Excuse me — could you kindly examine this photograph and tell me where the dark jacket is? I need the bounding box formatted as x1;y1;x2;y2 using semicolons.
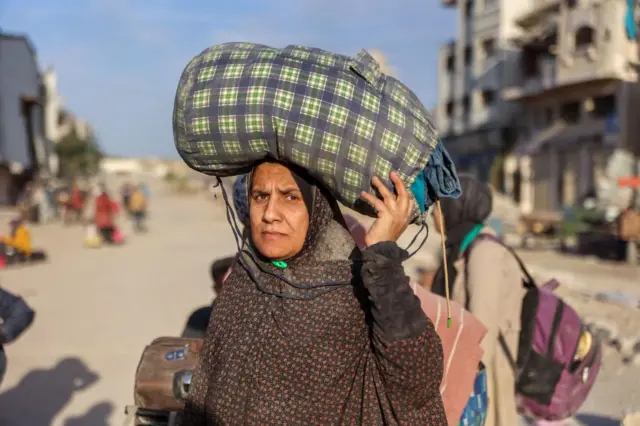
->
0;288;35;385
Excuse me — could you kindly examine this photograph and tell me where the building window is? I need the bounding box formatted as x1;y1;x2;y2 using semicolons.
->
446;54;455;72
604;28;611;42
534;107;554;129
560;101;580;123
521;47;539;78
483;38;495;60
566;0;577;8
462;95;470;116
481;90;495;106
466;0;473;19
544;107;554;126
575;26;595;49
446;101;455;117
591;94;616;118
464;46;473;66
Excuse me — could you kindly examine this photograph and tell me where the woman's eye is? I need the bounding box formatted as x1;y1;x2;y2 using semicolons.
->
254;194;268;201
286;195;299;201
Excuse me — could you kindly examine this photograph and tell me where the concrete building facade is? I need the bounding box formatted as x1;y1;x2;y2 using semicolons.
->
437;0;640;214
503;0;640;214
0;32;54;204
437;0;524;182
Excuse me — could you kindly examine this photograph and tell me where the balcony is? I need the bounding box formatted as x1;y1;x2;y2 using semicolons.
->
474;2;500;33
503;59;558;101
515;0;560;28
441;0;457;7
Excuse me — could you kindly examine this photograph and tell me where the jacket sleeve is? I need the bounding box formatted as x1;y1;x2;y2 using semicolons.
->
0;289;35;345
361;242;446;420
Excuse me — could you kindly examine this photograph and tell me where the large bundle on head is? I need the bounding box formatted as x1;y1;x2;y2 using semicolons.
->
173;42;439;224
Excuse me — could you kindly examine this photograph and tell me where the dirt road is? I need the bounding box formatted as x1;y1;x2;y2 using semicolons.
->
0;181;235;425
0;179;637;425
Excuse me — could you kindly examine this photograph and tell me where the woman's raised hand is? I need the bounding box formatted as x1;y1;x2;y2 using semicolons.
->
360;172;414;248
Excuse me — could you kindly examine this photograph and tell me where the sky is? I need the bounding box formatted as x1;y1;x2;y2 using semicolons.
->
0;0;456;158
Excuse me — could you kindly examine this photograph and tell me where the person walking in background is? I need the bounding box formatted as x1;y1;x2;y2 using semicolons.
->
44;181;57;221
94;185;117;243
0;286;35;387
65;182;84;225
128;184;148;233
31;182;51;224
15;183;34;223
139;181;150;200
431;175;524;426
120;182;133;216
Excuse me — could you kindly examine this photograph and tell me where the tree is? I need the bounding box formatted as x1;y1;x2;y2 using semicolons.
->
56;128;104;179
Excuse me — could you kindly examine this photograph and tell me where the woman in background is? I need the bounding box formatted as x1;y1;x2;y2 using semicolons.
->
94;185;116;243
431;175;523;426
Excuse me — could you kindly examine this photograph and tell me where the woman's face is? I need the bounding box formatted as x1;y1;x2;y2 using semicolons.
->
250;163;310;260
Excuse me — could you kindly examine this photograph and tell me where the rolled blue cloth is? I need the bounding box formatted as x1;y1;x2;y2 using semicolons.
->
411;140;461;212
626;0;637;40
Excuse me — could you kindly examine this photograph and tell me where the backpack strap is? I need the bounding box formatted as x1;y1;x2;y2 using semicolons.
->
463;233;530;375
498;333;518;372
467;233;537;289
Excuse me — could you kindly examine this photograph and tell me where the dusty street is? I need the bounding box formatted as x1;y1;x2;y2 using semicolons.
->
0;180;236;426
0;179;638;425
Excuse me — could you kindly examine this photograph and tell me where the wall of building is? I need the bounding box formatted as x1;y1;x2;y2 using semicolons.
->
555;0;636;85
437;0;525;186
43;68;61;144
0;36;41;168
438;0;509;137
496;0;640;213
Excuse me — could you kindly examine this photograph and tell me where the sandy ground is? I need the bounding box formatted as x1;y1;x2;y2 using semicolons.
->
0;178;638;425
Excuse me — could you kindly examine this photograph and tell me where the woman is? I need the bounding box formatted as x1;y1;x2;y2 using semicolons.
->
128;184;147;232
431;175;524;426
181;161;446;425
94;186;116;243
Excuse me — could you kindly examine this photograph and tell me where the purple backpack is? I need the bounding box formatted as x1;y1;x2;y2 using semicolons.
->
466;234;601;421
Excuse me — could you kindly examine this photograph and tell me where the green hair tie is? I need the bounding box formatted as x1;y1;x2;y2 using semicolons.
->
271;260;288;269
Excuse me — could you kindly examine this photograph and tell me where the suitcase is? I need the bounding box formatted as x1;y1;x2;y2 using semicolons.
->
133;337;203;412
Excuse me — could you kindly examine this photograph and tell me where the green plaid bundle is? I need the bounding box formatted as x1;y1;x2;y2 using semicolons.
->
173;42;438;222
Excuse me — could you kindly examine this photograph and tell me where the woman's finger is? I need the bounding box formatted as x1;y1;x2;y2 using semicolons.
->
360;191;388;216
390;172;409;211
405;197;415;218
371;176;396;208
390;172;408;199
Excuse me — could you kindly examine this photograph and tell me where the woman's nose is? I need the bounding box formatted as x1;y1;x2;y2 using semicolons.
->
262;198;282;222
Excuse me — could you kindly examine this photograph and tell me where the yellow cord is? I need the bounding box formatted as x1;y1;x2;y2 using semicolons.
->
436;199;452;328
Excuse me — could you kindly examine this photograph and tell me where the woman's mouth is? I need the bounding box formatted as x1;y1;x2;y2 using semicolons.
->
262;231;286;240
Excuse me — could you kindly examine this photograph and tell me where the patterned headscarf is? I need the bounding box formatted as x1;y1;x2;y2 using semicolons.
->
232;174;249;226
239;162;353;297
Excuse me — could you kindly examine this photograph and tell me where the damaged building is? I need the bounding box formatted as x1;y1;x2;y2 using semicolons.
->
0;31;55;205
